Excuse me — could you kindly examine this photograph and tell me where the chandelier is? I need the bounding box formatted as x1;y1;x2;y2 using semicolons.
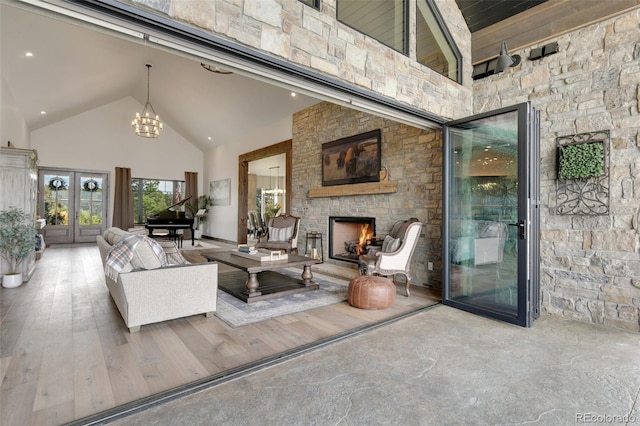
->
132;64;163;138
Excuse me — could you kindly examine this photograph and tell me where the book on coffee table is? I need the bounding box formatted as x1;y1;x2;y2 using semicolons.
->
231;249;288;262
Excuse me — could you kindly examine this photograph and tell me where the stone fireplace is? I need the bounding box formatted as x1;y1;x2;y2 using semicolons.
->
292;102;443;287
328;216;376;263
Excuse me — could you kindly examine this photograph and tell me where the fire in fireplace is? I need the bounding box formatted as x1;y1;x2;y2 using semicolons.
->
328;216;376;263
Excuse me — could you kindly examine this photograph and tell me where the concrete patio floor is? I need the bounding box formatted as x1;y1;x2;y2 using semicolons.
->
110;305;640;425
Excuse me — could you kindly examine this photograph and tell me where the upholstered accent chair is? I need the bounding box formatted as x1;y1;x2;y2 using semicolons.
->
248;211;258;238
358;218;422;296
255;213;301;254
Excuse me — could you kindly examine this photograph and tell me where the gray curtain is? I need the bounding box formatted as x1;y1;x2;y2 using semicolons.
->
184;171;198;239
113;167;134;230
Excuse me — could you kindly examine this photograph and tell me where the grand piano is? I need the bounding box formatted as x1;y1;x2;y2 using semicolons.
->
145;196;195;246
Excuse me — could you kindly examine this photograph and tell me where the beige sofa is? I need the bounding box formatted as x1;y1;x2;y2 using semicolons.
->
97;227;218;333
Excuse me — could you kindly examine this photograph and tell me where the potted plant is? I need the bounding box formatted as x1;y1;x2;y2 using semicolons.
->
0;207;36;288
186;195;212;239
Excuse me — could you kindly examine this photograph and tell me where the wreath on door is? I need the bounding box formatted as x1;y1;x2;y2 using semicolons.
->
48;177;67;191
83;179;100;192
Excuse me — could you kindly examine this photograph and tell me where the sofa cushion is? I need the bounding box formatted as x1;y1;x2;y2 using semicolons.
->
130;236;167;270
157;241;190;265
381;235;401;253
268;226;293;242
103;227;130;245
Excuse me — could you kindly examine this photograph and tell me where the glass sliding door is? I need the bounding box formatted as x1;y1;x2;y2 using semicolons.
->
443;103;539;327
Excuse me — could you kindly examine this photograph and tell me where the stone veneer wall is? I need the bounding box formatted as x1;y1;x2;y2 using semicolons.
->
130;0;473;119
474;9;640;332
291;102;442;287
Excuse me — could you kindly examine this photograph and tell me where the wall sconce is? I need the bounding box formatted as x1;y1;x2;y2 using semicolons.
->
495;41;521;73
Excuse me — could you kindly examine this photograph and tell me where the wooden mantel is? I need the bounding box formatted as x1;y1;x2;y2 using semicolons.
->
307;181;398;198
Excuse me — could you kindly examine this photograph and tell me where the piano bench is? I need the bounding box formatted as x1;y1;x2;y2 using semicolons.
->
150;232;183;248
168;233;183;248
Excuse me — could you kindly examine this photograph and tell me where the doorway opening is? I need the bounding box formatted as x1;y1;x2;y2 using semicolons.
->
238;140;292;244
38;168;109;244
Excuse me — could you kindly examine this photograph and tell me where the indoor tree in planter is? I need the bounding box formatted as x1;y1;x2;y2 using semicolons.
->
0;207;36;288
185;195;212;239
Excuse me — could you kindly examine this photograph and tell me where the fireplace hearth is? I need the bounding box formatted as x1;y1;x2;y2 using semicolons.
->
328;216;376;263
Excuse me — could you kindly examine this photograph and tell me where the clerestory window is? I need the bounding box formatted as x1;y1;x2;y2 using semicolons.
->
337;0;408;54
416;0;461;82
298;0;319;9
337;0;461;83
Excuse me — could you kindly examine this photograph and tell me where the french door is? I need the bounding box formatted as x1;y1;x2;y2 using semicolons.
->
442;102;540;327
38;169;109;244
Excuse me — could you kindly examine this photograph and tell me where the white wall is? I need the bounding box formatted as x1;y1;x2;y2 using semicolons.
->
202;115;293;242
31;97;204;225
1;77;30;149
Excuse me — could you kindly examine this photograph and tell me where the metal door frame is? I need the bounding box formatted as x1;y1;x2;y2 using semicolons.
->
442;102;540;327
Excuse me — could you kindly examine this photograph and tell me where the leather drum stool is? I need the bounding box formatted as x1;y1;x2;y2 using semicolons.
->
347;275;395;310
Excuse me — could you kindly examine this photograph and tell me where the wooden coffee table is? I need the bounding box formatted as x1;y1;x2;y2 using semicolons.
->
202;251;321;303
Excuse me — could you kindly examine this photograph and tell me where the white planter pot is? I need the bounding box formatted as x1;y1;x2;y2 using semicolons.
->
194;229;202;240
2;273;23;288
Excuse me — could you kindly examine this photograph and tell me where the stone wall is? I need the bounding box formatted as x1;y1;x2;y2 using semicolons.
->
131;0;473;119
473;9;640;332
291;102;442;287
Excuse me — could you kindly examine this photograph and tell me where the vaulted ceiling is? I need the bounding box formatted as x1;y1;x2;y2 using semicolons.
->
0;3;319;152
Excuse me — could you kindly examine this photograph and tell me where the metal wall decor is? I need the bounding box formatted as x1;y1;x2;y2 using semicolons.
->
556;130;610;215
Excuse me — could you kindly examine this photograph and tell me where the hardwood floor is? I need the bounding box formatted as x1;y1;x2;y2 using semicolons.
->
0;244;440;425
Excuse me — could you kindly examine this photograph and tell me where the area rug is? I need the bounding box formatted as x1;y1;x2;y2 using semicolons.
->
182;240;220;250
214;268;349;327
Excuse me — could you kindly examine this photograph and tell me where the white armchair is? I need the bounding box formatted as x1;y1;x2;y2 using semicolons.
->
358;220;423;296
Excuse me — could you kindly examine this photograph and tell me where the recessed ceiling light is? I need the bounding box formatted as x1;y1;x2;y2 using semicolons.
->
40;111;46;115
207;136;212;140
291;92;296;97
25;52;33;57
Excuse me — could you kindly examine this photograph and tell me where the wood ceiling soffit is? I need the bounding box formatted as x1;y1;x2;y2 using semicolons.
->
471;0;640;64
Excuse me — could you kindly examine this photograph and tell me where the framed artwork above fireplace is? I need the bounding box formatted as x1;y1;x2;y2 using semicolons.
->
321;129;381;186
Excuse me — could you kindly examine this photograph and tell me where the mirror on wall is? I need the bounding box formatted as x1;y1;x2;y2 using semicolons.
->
247;153;286;243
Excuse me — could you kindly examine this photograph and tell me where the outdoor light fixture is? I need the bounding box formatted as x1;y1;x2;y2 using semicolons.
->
132;64;163;138
495;41;521;73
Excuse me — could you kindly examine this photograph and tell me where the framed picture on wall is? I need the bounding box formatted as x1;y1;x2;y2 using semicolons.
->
210;178;231;206
321;129;381;186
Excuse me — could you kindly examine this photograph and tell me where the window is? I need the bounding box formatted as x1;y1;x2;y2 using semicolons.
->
337;0;407;54
416;0;461;82
132;178;185;224
299;0;319;9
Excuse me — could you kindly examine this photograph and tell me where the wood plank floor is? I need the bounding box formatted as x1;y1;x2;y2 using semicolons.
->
0;244;440;425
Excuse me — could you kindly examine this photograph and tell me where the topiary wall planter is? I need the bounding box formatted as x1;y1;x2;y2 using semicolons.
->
556;130;610;215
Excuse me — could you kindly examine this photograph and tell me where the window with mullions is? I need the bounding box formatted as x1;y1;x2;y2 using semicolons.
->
132;178;185;224
298;0;319;9
337;0;407;54
416;0;461;82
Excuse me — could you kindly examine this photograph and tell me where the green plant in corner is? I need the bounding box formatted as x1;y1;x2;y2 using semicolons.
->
0;207;36;275
185;195;212;228
558;142;605;179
